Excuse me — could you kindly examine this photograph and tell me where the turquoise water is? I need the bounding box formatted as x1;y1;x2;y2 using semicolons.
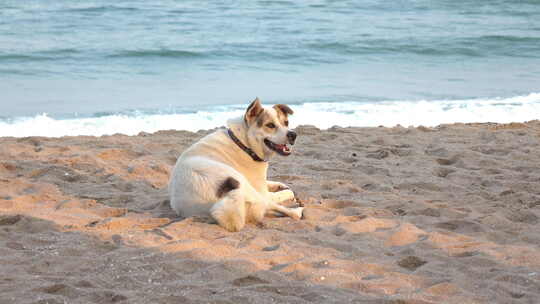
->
1;0;539;135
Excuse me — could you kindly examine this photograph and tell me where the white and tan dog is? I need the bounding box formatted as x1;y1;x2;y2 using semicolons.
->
169;98;303;231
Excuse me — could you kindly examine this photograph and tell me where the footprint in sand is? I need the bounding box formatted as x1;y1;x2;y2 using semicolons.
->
321;199;357;209
0;214;22;225
425;146;449;157
435;155;460;166
232;275;269;287
35;284;82;299
397;256;427;271
2;215;57;234
88;291;128;303
504;209;539;224
435;220;485;233
366;149;390;159
434;167;455;178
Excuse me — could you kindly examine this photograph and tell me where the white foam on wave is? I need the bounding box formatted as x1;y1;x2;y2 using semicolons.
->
1;93;539;137
295;92;540;129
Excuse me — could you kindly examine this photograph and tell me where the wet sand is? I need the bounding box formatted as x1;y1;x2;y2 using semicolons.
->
1;121;540;303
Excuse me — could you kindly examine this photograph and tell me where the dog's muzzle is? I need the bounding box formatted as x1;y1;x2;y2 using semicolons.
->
287;131;297;145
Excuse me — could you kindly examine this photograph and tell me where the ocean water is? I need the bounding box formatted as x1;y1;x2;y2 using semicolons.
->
1;0;539;137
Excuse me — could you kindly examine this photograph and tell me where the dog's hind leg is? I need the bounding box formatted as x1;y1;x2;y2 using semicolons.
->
210;177;247;232
267;201;304;220
244;188;302;220
210;189;246;232
267;180;290;192
267;189;302;219
269;189;295;203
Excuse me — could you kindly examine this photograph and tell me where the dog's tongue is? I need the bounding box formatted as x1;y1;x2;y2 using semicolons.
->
276;144;290;153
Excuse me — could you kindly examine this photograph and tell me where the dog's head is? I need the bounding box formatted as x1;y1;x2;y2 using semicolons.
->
243;98;296;158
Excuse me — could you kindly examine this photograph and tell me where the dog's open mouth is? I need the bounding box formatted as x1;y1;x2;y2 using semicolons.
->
264;138;291;156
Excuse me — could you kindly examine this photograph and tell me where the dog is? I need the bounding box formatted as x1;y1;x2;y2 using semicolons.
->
169;98;303;231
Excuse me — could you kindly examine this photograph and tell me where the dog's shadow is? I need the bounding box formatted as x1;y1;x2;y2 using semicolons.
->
147;199;217;227
147;194;304;229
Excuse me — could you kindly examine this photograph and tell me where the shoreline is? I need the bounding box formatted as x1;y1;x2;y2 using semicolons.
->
1;121;540;303
1;119;539;140
2;92;540;138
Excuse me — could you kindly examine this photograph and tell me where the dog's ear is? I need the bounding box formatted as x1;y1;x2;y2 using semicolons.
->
273;104;294;116
245;97;264;125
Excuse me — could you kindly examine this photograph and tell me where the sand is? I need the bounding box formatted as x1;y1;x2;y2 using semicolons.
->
1;121;540;304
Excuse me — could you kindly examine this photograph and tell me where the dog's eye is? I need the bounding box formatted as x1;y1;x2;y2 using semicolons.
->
266;123;276;129
284;120;289;127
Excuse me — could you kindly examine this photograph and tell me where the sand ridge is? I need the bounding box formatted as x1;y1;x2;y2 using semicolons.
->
1;122;540;303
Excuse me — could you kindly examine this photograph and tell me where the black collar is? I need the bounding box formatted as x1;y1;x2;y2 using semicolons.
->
227;129;266;162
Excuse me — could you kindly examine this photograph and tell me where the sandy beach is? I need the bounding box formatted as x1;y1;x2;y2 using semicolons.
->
1;121;540;304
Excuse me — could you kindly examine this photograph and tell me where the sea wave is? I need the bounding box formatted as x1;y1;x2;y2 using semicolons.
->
0;49;82;63
0;54;58;62
62;6;140;13
107;49;208;59
307;36;540;58
1;93;539;138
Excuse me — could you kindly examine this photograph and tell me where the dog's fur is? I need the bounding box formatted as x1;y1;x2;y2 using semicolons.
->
169;98;303;231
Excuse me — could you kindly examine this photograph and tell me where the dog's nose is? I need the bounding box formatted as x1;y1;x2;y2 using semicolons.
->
287;131;297;145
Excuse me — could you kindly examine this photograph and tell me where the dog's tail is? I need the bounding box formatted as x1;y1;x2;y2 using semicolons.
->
211;177;245;232
216;177;240;198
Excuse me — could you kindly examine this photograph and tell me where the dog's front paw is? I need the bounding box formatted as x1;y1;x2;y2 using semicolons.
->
267;181;290;193
270;189;295;203
289;207;304;220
